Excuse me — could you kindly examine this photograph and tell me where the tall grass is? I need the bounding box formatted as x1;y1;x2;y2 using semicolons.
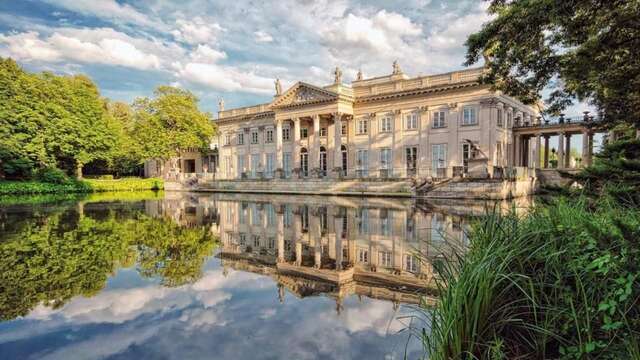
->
424;197;640;359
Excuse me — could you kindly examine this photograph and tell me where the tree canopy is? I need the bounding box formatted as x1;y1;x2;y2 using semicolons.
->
465;0;640;129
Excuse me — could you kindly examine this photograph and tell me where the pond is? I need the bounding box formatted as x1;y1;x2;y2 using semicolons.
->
0;192;529;359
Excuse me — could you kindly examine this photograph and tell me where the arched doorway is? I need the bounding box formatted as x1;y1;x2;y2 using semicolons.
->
319;146;327;177
300;148;308;177
341;145;348;176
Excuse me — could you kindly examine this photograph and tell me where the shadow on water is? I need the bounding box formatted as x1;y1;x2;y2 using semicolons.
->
0;191;532;359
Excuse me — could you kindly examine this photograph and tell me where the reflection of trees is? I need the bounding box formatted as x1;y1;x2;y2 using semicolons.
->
0;205;217;321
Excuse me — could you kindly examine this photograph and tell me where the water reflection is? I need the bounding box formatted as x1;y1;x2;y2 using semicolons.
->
0;193;529;359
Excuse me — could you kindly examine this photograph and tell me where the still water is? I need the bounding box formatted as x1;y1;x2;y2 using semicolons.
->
0;192;521;359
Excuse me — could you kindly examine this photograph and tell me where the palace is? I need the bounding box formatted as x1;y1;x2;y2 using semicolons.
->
146;62;598;196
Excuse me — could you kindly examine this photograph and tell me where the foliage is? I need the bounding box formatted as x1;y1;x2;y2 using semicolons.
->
0;178;163;195
465;0;640;128
572;139;640;205
133;86;215;161
35;167;69;184
0;201;218;321
424;197;640;359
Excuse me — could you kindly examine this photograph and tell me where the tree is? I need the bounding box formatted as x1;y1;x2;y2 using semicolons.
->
104;101;143;176
465;0;640;130
133;86;214;163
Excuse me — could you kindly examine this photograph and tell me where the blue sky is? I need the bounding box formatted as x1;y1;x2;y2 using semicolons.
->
0;0;589;116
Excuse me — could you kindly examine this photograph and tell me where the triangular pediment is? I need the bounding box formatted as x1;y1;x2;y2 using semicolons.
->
270;82;339;108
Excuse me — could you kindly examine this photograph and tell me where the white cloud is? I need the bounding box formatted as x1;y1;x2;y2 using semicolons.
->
254;30;274;43
190;44;227;63
171;17;225;45
41;0;161;30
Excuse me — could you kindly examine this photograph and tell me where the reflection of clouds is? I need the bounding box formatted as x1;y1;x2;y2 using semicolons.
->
342;300;401;336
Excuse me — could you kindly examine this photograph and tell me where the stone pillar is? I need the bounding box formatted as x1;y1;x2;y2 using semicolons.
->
276;208;284;263
514;135;521;166
276;119;283;176
587;132;594;166
333;113;342;178
543;135;550;168
310;208;322;268
334;210;343;271
582;131;593;167
557;132;565;169
565;133;572;168
293;209;302;266
293;118;301;172
534;134;541;169
312;114;320;175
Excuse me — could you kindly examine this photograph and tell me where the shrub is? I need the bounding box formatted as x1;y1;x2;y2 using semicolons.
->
35;167;69;184
424;197;640;359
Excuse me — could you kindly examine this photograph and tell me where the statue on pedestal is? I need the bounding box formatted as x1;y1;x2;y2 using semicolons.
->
333;66;342;84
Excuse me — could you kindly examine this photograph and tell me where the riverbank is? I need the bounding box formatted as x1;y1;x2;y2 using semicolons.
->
0;178;163;195
423;195;640;359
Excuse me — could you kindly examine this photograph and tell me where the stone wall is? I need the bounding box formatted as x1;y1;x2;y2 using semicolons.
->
419;178;538;200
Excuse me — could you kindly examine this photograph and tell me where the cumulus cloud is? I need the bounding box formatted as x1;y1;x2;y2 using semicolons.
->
171;17;225;45
254;31;274;43
41;0;162;30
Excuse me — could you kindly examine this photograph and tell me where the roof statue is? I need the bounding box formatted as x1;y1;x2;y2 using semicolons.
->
392;60;402;75
333;66;342;84
274;78;282;96
356;69;363;81
218;98;225;112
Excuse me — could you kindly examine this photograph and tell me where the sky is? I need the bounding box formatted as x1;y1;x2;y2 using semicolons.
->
0;0;502;114
0;0;593;119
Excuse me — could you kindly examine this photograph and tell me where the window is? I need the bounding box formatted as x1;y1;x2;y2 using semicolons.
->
266;129;274;143
237;133;244;145
356;149;368;177
405;254;418;272
283;127;290;141
507;111;513;128
253;235;260;248
320;127;327;137
406;147;417;176
358;249;369;263
267;204;276;226
239;233;246;245
250;154;260;177
300;128;308;138
283;205;292;228
358;208;369;235
433;111;446;128
237;155;245;177
380;148;392;170
380;210;391;236
341;123;347;135
496;142;503;165
224;134;231;146
432;144;447;172
251;131;259;144
268;237;275;249
462;107;477;125
380;252;392;267
380;116;392;132
225;155;232;176
251;204;261;226
357;119;368;135
283;152;292;178
405;112;418;130
266;153;275;178
497;108;503;128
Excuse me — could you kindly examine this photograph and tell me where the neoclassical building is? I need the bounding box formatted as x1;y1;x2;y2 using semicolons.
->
147;63;542;181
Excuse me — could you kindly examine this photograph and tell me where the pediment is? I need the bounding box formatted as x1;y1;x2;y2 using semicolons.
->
270;82;339;108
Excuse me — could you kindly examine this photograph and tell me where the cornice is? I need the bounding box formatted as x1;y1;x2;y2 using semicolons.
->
354;81;484;104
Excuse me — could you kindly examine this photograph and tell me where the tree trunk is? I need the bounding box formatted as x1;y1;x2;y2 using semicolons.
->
636;128;640;140
76;163;83;179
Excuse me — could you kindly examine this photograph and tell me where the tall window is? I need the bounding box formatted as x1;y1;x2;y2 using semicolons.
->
357;119;368;135
266;153;275;178
266;129;274;143
225;155;232;176
283;152;292;178
380;148;392;170
433;111;446;128
251;154;260;177
497;108;503;127
380;116;392;132
507;111;513;128
356;149;368;177
237;133;244;145
320;127;327;137
462;107;478;125
237;155;244;177
380;252;392;267
251;131;259;144
283;127;290;141
358;249;369;263
358;208;369;235
319;147;327;177
405;254;418;273
405;112;418;130
496;142;503;165
380;209;391;236
301;128;308;138
431;144;447;173
224;134;231;145
406;147;417;175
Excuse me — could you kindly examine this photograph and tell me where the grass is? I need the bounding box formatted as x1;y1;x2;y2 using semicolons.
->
0;178;163;195
423;196;640;359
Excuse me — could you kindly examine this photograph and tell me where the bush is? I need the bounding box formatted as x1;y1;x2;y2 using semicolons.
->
424;197;640;359
0;178;163;195
35;167;69;184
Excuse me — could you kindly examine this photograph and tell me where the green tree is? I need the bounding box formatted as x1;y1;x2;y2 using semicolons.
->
465;0;640;130
104;101;143;176
133;86;215;163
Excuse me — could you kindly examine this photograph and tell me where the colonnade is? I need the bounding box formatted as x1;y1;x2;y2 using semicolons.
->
514;130;594;169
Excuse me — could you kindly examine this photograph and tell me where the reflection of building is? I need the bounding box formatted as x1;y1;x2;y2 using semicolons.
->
149;193;474;309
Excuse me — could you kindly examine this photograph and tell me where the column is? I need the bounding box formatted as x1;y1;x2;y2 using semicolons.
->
582;131;593;167
514;135;521;166
533;134;541;169
276;119;283;174
293;118;301;173
557;132;565;168
543;135;550;168
312;114;320;174
293;208;302;266
565;134;572;168
334;209;343;271
276;207;284;263
333;113;342;178
587;132;594;166
310;208;322;269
